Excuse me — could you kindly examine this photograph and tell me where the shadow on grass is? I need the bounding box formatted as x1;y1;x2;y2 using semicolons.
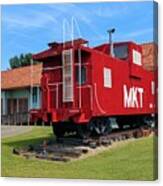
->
3;134;56;149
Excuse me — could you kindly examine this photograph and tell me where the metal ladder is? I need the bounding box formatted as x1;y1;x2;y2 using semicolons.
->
62;49;74;103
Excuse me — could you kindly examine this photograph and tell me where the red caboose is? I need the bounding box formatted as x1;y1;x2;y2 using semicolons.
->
31;38;157;138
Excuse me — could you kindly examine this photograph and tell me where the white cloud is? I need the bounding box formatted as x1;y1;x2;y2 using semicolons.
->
44;4;104;40
2;9;58;29
125;28;153;38
46;3;92;24
2;3;152;46
95;4;129;18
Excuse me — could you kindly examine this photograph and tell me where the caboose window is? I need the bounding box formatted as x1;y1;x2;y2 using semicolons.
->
114;45;128;59
76;66;86;85
133;50;142;66
104;68;112;88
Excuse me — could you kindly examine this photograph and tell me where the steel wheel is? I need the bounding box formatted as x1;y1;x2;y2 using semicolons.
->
90;117;112;136
143;116;155;128
52;123;65;138
77;124;91;139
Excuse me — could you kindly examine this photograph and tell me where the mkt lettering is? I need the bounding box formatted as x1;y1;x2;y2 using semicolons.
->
123;85;144;108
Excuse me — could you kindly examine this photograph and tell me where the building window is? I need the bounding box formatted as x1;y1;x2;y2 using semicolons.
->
7;99;17;114
104;67;112;88
32;87;38;104
133;50;142;66
76;66;86;85
19;98;28;113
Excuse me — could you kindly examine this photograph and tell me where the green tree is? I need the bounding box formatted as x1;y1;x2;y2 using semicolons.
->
9;56;20;69
9;53;39;69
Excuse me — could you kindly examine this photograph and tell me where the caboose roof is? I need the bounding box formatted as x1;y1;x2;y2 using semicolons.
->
32;38;157;72
48;38;88;48
93;41;136;50
33;39;132;61
33;38;90;61
33;38;88;61
33;45;91;61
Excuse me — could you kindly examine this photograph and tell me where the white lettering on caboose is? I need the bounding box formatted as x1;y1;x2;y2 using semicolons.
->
123;85;144;108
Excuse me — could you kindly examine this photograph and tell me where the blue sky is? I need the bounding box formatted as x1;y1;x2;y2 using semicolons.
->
1;1;156;70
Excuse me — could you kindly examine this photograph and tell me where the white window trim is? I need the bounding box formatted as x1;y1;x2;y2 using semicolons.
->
133;49;142;66
104;67;112;88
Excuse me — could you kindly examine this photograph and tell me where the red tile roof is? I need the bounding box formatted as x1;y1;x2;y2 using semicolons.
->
1;64;42;90
141;42;158;71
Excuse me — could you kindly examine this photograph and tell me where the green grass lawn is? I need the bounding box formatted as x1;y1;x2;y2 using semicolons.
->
1;127;157;180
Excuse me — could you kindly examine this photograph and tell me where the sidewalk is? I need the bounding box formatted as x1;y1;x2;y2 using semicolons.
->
1;126;33;138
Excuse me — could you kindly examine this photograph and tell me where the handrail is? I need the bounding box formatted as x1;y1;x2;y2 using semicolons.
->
76;84;93;111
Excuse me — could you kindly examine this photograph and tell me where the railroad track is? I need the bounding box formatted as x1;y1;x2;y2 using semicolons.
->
13;127;156;162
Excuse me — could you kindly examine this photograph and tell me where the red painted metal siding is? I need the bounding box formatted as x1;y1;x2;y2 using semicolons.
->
91;43;156;117
30;40;157;124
